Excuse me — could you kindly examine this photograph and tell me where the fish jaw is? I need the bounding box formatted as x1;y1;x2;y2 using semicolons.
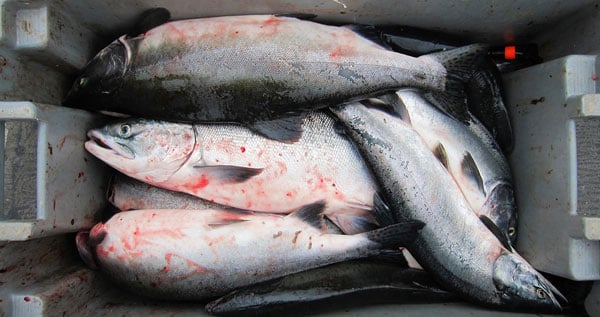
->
84;135;145;179
75;231;99;270
86;129;135;160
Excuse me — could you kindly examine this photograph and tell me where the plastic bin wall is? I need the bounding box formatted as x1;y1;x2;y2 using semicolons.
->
0;0;599;316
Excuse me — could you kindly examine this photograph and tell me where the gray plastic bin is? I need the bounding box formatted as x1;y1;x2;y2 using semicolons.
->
0;1;599;316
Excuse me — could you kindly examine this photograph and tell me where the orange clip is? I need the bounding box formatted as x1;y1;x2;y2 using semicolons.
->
504;46;517;60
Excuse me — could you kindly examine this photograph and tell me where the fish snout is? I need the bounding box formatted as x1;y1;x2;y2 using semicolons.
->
76;230;99;270
89;223;108;247
493;252;565;311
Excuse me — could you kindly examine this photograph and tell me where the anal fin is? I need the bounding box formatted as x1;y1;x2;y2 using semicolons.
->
290;201;327;230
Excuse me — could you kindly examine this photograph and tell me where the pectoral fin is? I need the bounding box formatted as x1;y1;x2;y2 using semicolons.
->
192;165;264;184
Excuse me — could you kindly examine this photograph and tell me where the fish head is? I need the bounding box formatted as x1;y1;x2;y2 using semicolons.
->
85;119;196;183
63;36;135;109
482;183;519;245
493;251;565;311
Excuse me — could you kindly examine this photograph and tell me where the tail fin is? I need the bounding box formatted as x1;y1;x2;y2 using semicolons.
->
420;44;489;124
364;220;425;249
423;45;513;153
465;55;513;153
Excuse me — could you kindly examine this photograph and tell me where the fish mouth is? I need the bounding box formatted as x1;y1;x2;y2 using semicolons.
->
538;273;567;309
75;231;99;270
86;130;135;159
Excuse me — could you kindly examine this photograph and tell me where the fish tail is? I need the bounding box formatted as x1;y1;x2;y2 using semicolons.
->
424;44;514;153
364;220;425;249
420;44;490;123
465;55;513;153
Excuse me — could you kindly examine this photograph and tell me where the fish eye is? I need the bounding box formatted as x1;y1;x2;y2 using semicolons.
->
508;227;516;236
536;288;547;299
119;124;132;138
79;77;88;87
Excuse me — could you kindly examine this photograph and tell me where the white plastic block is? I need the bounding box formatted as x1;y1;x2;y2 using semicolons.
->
504;55;600;280
0;102;109;241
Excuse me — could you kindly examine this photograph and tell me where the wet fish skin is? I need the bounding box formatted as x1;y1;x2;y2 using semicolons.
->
64;15;487;141
75;206;424;301
388;89;517;244
206;260;455;315
107;173;217;211
329;102;563;311
85;112;379;234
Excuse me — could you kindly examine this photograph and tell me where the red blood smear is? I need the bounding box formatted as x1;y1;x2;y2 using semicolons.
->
330;47;344;58
186;174;210;190
24;297;31;302
96;248;109;257
58;137;66;150
167;23;187;40
261;16;282;29
592;74;598;81
329;44;356;60
240;146;246;153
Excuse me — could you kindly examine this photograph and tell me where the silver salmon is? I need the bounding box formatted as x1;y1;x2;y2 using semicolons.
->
85;112;379;234
75;205;424;300
329;102;564;311
107;173;217;211
206;260;454;315
378;89;517;244
64;15;488;142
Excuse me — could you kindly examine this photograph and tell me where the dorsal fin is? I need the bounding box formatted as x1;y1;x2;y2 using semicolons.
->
480;215;512;251
433;143;449;169
461;151;485;196
291;202;326;230
378;92;412;124
344;24;391;49
133;8;171;35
